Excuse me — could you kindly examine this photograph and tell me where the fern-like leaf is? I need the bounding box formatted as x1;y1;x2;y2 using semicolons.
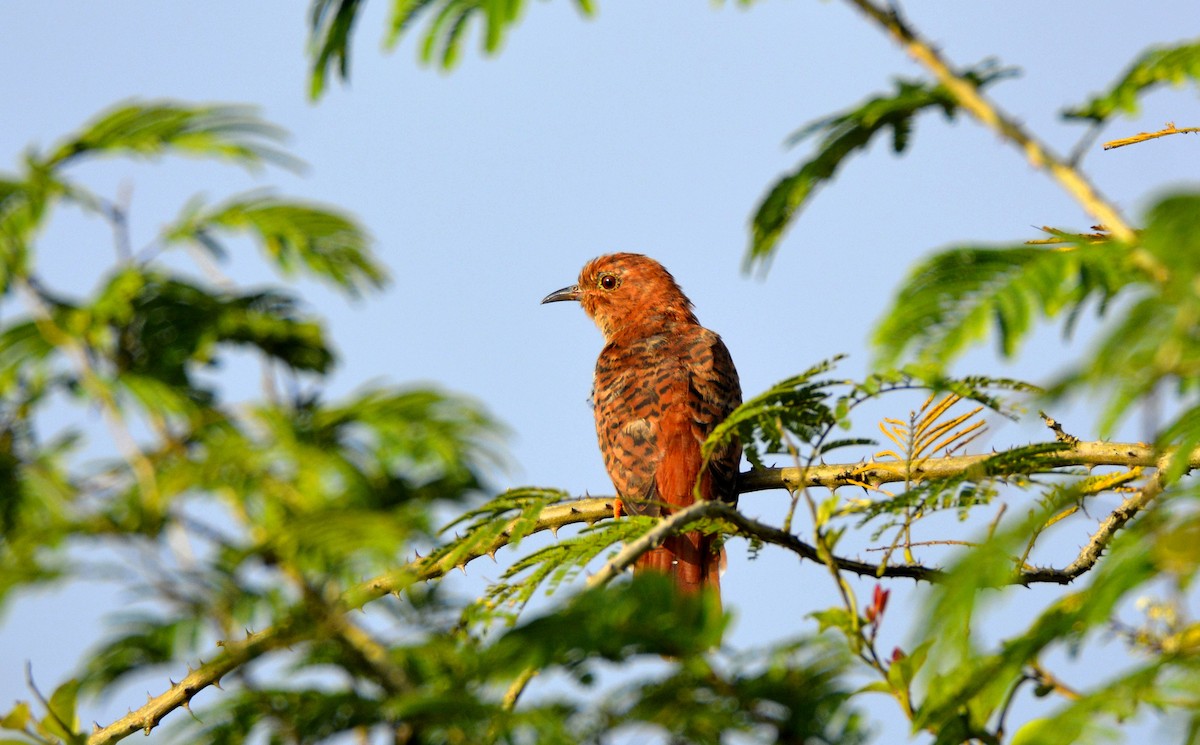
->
873;240;1135;372
309;0;596;97
42;101;296;171
747;61;1016;270
1063;39;1200;122
165;192;386;295
703;356;847;470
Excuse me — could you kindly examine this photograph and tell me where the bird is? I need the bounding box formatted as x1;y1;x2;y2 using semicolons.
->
542;253;742;600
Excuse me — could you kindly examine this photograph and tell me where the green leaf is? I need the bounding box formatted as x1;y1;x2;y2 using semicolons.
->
0;702;31;730
1064;39;1200;121
810;607;858;636
167;192;386;295
747;61;1016;270
1158;404;1200;483
308;0;364;99
485;573;728;671
37;679;80;743
77;616;204;696
41;101;298;171
309;0;597;97
1049;193;1200;434
704;356;846;469
873;240;1135;372
85;269;335;393
1141;192;1200;294
605;638;865;745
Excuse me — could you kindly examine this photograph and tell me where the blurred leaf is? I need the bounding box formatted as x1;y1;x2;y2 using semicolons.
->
873;239;1134;372
748;60;1016;270
308;0;597;97
308;0;364;99
41;101;297;170
37;679;81;744
0;702;31;730
1048;193;1200;434
1159;404;1200;484
84;268;335;396
486;573;727;672
1064;38;1200;121
167;192;386;295
608;640;865;745
1141;193;1200;294
78;616;205;696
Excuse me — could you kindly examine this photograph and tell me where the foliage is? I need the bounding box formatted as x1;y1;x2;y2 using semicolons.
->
307;0;597;98
1063;38;1200;122
5;5;1200;745
747;60;1017;270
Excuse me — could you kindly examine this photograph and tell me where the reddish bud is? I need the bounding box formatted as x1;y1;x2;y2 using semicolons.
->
866;584;891;624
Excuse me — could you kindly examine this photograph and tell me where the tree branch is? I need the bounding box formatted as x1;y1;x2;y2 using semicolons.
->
89;439;1191;743
839;0;1161;273
737;439;1188;493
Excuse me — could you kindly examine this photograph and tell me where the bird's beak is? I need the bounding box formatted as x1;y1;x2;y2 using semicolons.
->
541;284;581;304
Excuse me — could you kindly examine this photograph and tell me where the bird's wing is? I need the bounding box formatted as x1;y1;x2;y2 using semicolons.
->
681;328;743;504
593;329;742;516
593;341;666;516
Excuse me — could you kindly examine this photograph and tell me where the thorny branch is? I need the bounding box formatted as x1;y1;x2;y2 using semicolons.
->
88;439;1195;744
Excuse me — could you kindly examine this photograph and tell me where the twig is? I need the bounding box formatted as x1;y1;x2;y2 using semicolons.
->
1018;459;1167;584
25;663;76;741
1103;123;1200;150
1040;411;1079;444
586;500;731;587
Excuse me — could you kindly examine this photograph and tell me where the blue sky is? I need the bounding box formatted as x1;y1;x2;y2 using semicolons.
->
1;1;1197;740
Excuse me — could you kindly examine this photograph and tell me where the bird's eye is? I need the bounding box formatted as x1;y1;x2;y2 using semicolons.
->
599;273;619;291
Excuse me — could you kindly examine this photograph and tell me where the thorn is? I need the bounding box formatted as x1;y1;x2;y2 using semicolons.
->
457;564;467;574
245;627;253;638
187;663;195;673
569;507;580;514
144;720;154;735
549;525;559;538
147;692;154;703
93;722;102;733
168;678;177;688
413;550;422;559
212;678;223;691
487;549;498;561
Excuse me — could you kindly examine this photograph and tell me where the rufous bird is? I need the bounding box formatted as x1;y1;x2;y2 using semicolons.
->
542;253;742;600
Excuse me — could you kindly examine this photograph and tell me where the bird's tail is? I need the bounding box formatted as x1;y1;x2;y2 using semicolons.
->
635;532;724;605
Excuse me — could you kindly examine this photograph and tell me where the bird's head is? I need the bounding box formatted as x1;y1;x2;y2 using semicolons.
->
542;253;698;341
